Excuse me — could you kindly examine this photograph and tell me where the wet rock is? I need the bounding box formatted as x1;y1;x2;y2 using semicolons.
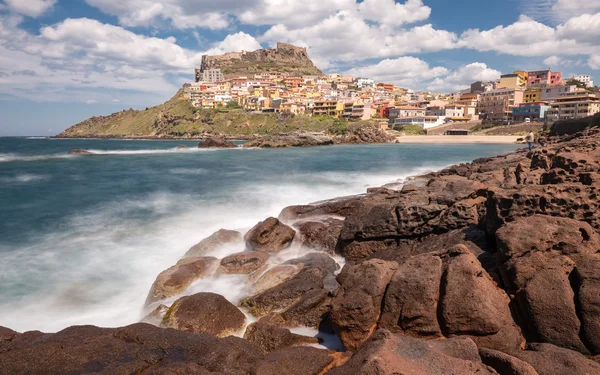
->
479;348;539;375
140;304;168;326
241;267;326;318
283;252;338;275
243;322;319;354
278;195;364;221
162;292;246;337
145;257;219;306
245;217;295;253
327;330;497;375
176;145;189;150
184;229;242;258
198;137;237;148
293;218;344;253
252;347;337;375
0;323;263;375
219;251;269;275
280;289;333;328
510;343;600;375
252;265;299;294
67;149;93;155
330;259;398;350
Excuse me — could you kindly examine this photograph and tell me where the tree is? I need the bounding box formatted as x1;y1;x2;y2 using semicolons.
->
565;78;588;90
226;101;241;109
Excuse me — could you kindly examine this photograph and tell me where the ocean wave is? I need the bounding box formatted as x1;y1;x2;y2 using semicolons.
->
169;168;209;175
0;174;49;183
85;147;243;155
25;137;49;140
0;153;73;163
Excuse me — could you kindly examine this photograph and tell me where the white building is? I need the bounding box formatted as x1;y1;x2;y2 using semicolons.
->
201;69;224;83
572;75;594;88
356;78;375;88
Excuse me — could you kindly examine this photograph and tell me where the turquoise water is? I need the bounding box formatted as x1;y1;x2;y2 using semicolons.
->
0;137;520;332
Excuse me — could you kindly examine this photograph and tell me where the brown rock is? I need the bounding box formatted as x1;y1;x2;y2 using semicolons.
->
145;257;219;306
278;195;364;221
280;289;333;328
245;217;296;253
510;343;600;375
379;253;443;337
176;145;189;150
198;137;237;148
162;293;246;337
0;323;263;375
327;330;497;375
252;347;336;375
330;259;398;350
251;265;299;294
243;322;319;354
184;229;243;258
219;251;269;275
67;149;93;155
440;247;524;352
479;348;539;375
293;218;344;253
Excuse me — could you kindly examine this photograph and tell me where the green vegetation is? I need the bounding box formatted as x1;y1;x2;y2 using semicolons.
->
59;90;375;138
397;124;427;135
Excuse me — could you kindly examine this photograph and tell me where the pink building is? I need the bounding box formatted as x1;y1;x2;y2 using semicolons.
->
528;69;563;86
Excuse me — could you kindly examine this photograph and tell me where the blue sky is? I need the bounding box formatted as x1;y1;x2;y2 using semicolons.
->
1;0;600;136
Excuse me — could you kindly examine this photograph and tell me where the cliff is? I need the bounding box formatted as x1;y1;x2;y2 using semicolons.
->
6;123;600;374
57;90;368;139
199;42;323;77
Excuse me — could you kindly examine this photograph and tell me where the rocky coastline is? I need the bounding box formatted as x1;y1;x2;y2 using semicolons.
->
3;121;600;374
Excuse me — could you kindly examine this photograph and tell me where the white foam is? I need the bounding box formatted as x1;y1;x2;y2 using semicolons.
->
0;161;453;333
0;174;49;183
0;153;73;163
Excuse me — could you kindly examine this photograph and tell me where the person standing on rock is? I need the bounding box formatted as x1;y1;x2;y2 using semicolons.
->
526;131;535;152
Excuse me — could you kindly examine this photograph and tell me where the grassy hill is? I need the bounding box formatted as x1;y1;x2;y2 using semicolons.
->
58;90;367;138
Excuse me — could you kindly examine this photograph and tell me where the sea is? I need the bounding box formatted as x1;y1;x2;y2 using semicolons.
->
0;137;521;333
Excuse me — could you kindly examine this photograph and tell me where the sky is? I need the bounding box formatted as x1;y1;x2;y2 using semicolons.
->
1;0;600;136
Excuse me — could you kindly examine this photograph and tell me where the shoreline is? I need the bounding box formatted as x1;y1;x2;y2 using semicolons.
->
395;135;522;144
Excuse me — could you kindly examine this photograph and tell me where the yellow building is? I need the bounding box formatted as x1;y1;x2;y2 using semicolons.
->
499;74;523;90
514;71;529;87
523;89;541;103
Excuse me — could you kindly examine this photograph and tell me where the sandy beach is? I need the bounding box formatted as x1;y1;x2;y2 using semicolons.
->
395;135;522;144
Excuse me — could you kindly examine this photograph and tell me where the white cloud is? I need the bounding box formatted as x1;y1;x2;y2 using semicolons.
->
345;56;448;87
0;16;262;104
86;99;98;104
260;11;457;67
521;0;600;23
3;0;57;17
543;55;561;65
85;0;432;29
428;63;502;92
204;32;262;55
589;55;600;70
459;14;600;58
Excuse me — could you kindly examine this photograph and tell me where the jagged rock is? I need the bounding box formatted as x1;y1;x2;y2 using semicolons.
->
283;253;338;275
251;265;299;294
337;127;395;144
495;215;600;354
245;217;296;253
293;218;344;253
198;137;237;148
510;343;600;375
330;259;398;350
241;267;326;318
251;347;337;375
279;195;364;221
145;257;219;306
162;293;246;337
184;229;243;258
243;322;319;354
327;330;497;375
0;323;263;375
243;132;334;148
67;149;93;155
479;348;539;375
219;251;269;275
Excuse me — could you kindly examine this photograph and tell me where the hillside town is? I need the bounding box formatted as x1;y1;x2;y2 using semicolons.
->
183;67;599;131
